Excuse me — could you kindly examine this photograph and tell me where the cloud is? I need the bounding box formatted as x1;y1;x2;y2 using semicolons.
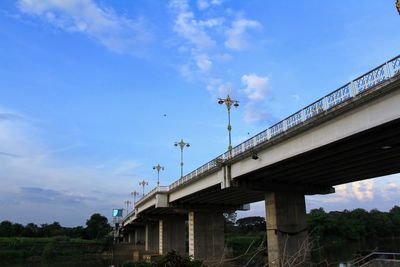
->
241;74;270;123
195;54;213;71
352;180;374;201
243;103;268;124
382;182;400;200
0;112;25;122
197;0;224;10
170;0;216;50
241;74;269;102
0;106;142;225
16;0;151;54
225;18;261;50
0;151;21;158
20;186;97;205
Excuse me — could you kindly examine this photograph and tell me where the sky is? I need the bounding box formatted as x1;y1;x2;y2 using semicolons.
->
0;0;399;227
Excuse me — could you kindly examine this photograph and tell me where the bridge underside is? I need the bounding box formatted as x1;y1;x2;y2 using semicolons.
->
170;117;400;206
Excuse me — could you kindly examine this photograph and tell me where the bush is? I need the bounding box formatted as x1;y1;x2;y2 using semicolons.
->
42;240;57;259
122;260;155;267
157;250;204;267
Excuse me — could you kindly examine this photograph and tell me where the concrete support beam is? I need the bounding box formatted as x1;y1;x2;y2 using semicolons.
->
188;211;224;261
265;192;308;267
162;215;186;255
145;222;159;252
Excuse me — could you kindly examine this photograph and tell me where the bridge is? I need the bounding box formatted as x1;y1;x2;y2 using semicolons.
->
117;55;400;266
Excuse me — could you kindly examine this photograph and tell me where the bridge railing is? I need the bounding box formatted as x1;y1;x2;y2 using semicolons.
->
136;54;400;199
134;186;169;206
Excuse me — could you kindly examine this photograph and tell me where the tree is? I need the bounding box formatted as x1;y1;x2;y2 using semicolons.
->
236;216;266;233
22;223;39;237
0;221;13;237
223;212;237;233
85;213;111;239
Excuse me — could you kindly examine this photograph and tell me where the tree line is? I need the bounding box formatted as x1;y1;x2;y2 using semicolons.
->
0;213;111;240
225;205;400;243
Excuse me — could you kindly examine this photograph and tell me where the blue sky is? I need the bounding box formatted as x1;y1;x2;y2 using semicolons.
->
0;0;399;226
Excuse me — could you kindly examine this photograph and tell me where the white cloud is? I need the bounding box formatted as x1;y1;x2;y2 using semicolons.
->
225;18;261;50
382;182;400;200
320;184;352;204
195;54;213;71
170;0;216;50
241;73;269;102
17;0;151;53
206;79;233;97
169;0;267;125
197;0;224;10
241;74;269;123
352;180;374;201
243;104;268;124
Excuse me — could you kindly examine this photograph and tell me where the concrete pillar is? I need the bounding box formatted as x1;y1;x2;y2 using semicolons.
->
265;192;308;267
159;220;163;255
145;222;159;252
128;231;135;244
188;211;224;260
162;215;186;255
134;226;146;247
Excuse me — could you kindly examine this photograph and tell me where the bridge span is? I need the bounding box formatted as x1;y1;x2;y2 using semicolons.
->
118;55;400;266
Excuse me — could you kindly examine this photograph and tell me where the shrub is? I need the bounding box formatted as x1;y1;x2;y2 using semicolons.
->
122;260;155;267
157;250;204;267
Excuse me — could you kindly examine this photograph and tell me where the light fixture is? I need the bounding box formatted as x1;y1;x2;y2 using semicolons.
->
251;151;259;160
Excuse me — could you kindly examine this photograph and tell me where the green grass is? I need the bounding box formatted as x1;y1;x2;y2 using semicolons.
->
0;237;107;263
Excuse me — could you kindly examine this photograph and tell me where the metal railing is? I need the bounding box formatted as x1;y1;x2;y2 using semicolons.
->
134;186;169;206
136;54;400;204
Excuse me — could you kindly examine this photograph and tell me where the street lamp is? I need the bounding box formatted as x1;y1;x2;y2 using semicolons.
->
130;190;139;205
153;164;164;187
174;139;190;178
124;200;131;215
397;0;400;15
218;95;239;152
139;179;148;196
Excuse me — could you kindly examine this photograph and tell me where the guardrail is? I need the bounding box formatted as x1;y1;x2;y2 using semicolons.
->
136;54;400;204
134;186;169;206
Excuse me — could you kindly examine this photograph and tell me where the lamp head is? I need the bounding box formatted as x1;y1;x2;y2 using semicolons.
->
234;101;239;107
186;143;190;147
251;151;259;160
218;99;224;104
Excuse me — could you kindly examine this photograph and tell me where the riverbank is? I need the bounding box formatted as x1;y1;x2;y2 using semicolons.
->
0;236;111;265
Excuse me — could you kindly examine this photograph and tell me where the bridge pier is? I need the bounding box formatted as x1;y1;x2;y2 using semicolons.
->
145;222;159;252
161;215;186;255
188;211;224;261
134;226;146;247
265;192;308;267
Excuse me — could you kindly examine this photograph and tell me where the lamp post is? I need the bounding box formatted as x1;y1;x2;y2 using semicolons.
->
218;95;239;152
174;139;190;178
124;200;131;215
139;179;148;196
153;164;164;187
130;190;139;205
